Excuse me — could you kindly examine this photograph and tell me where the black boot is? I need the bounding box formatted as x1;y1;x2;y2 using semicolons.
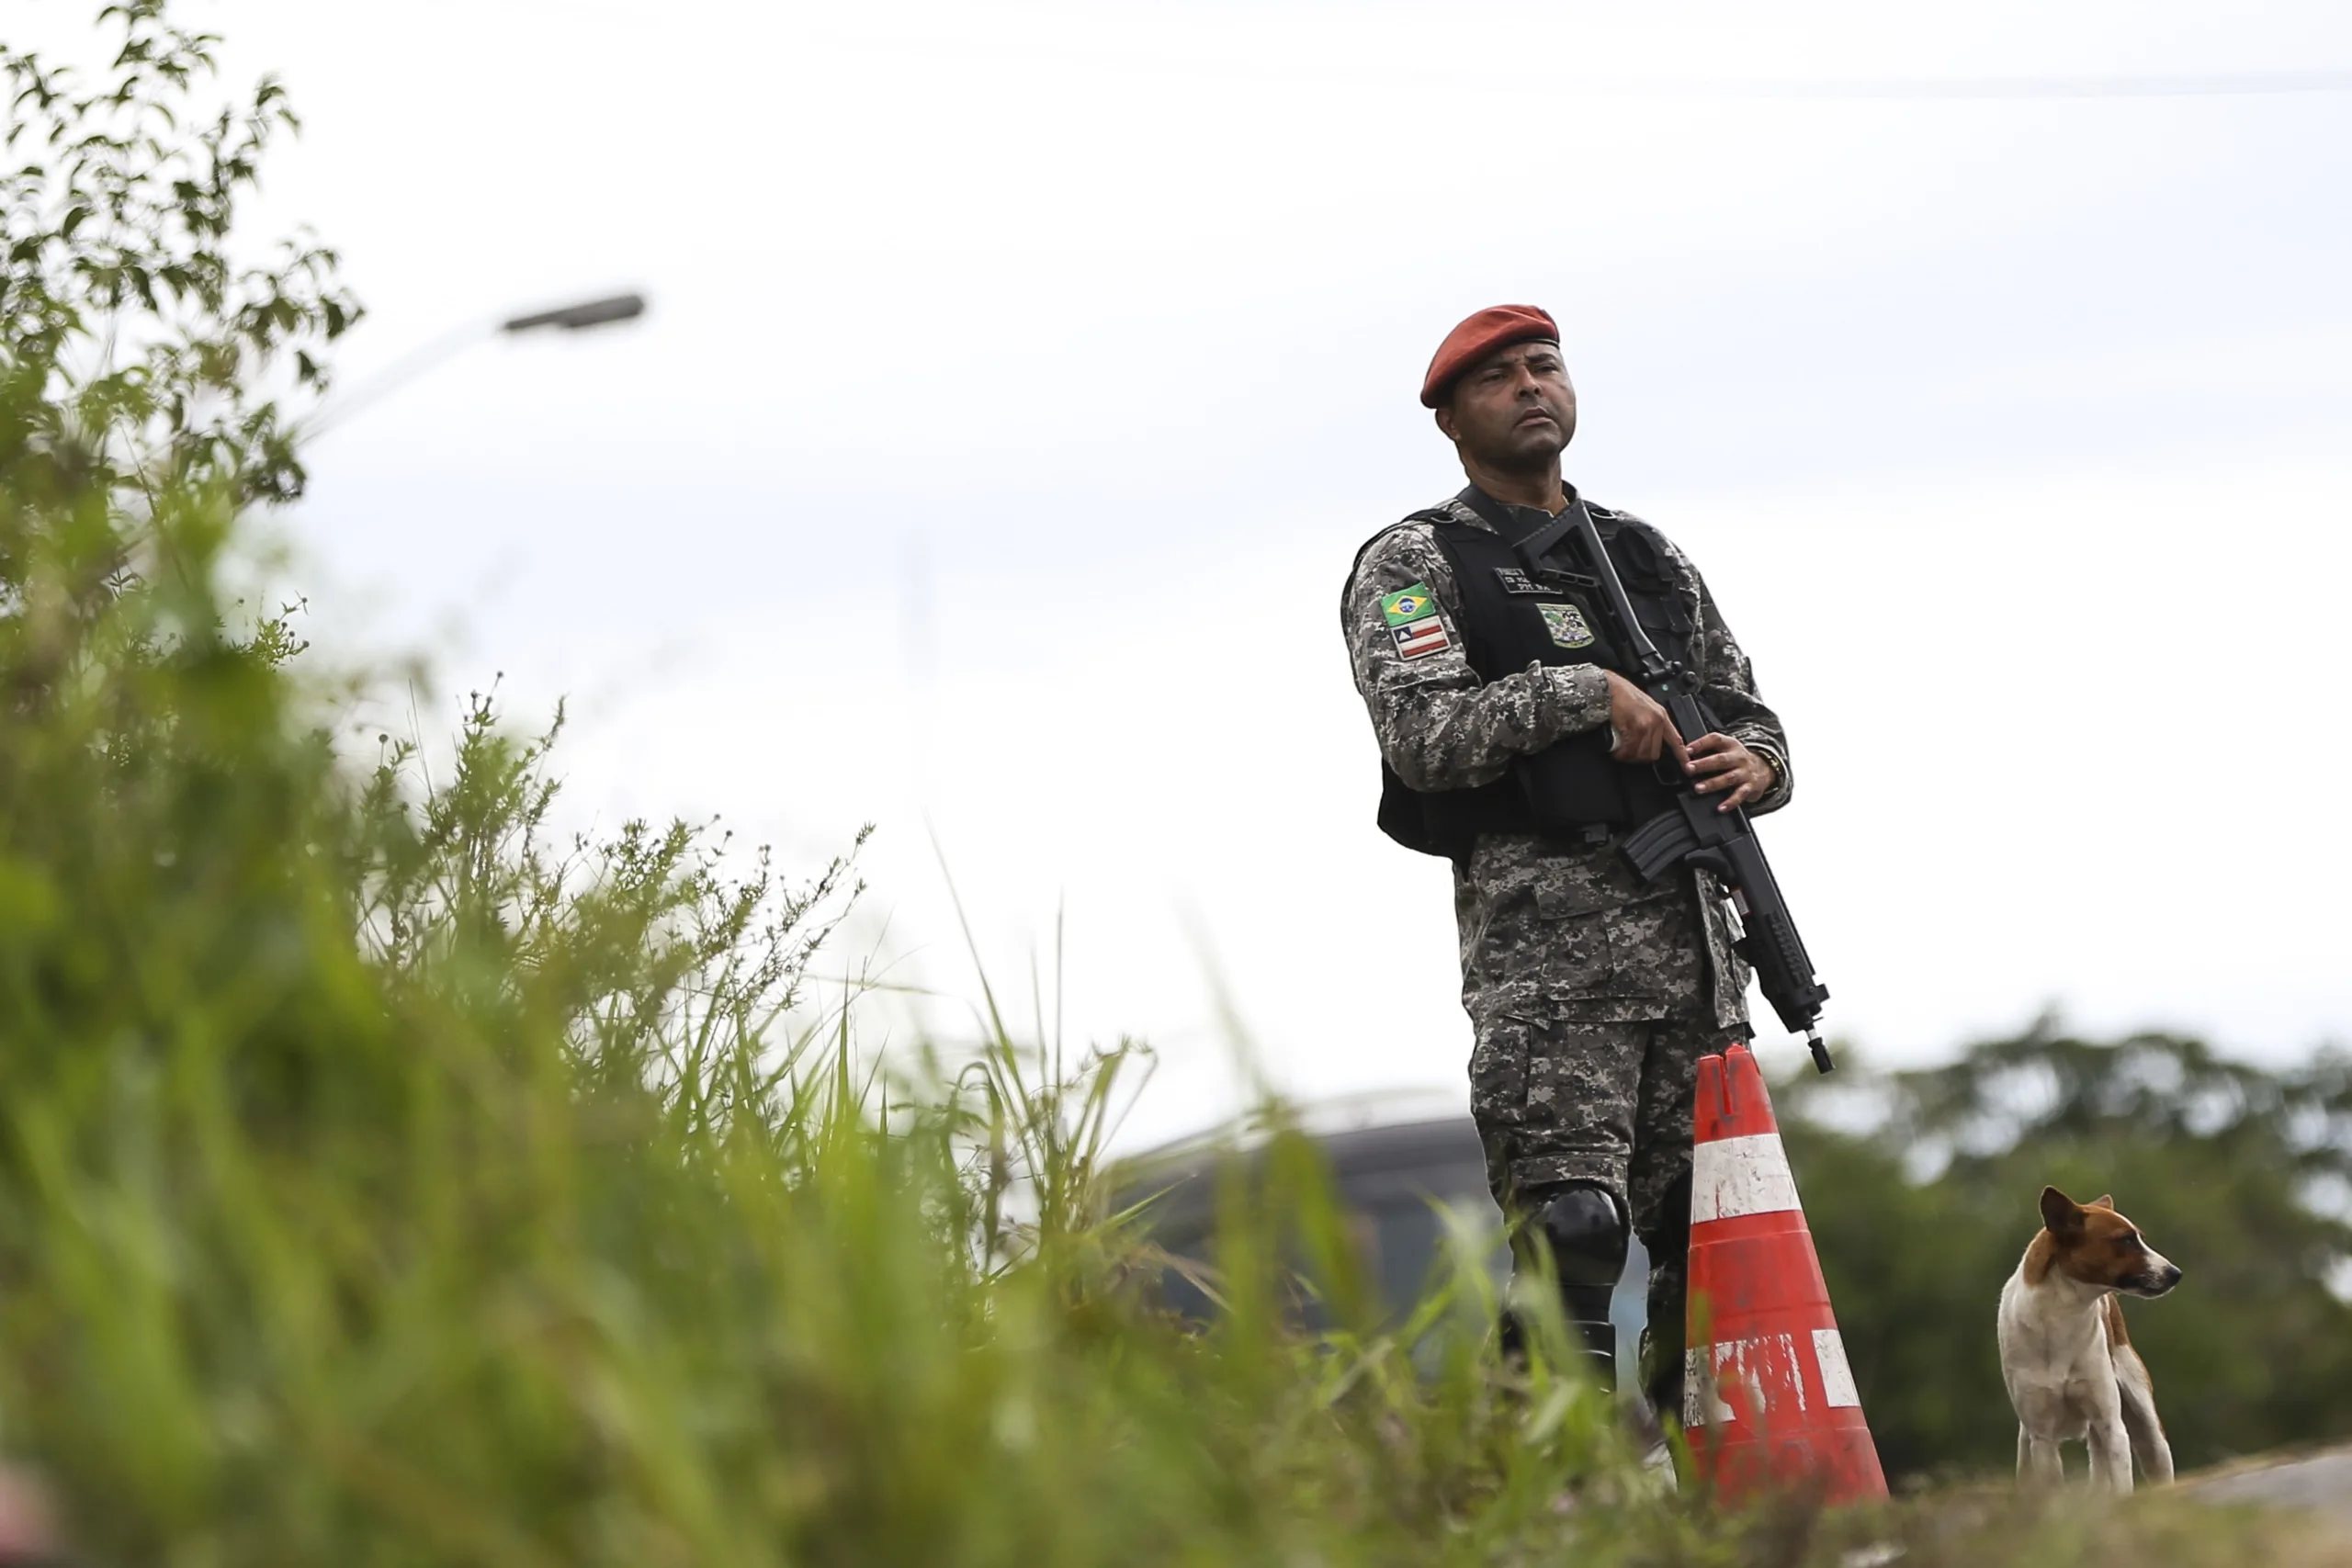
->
1640;1321;1686;1429
1640;1178;1693;1425
1502;1184;1627;1391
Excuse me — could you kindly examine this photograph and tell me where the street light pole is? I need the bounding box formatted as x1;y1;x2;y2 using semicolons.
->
305;290;648;438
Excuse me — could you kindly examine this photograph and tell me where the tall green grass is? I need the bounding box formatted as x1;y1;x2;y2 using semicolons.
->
0;394;1679;1563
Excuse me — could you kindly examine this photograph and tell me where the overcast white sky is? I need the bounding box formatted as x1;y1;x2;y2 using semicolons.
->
27;0;2351;1148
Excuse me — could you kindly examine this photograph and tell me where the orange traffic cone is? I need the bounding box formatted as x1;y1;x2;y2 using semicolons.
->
1682;1042;1887;1504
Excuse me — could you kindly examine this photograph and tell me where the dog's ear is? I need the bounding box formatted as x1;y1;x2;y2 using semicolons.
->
2040;1186;2083;1235
2090;1194;2114;1209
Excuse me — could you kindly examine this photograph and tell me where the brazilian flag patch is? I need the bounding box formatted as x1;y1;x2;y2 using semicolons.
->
1381;584;1437;626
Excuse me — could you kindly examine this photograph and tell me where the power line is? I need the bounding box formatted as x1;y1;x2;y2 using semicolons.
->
1653;70;2352;100
804;33;2352;101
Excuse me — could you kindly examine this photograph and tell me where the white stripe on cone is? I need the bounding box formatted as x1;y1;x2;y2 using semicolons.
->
1813;1328;1862;1408
1690;1131;1802;1223
1684;1328;1863;1427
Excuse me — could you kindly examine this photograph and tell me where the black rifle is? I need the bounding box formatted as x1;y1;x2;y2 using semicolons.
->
1516;502;1836;1074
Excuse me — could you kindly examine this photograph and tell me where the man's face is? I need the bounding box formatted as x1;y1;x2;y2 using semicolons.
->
1435;340;1577;469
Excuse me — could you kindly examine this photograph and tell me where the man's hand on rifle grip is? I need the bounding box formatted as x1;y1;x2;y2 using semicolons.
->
1684;731;1772;812
1602;671;1687;766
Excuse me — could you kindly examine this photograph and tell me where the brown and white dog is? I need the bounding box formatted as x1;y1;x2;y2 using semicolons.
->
1996;1186;2183;1492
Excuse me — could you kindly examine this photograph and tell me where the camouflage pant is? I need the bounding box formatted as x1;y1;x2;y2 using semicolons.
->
1468;1010;1745;1361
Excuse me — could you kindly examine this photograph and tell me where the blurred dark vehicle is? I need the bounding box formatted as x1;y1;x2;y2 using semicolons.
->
1111;1093;1651;1369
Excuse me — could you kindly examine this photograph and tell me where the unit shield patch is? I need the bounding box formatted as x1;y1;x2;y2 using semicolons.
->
1539;602;1597;649
1381;582;1452;660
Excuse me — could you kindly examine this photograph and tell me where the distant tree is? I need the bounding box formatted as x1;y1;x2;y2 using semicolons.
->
1778;1022;2352;1482
3;0;359;511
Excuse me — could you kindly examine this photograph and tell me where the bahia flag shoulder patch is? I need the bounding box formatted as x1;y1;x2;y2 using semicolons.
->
1381;582;1452;660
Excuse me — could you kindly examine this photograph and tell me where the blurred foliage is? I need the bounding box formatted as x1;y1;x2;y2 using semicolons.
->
4;1;356;507
0;401;1694;1563
1780;1022;2352;1483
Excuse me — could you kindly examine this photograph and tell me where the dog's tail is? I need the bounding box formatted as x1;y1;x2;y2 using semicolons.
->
2106;1297;2174;1484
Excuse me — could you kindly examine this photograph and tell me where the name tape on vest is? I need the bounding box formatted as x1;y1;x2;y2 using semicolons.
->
1494;565;1597;595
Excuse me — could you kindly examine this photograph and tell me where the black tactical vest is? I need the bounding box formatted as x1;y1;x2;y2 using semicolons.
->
1353;490;1698;863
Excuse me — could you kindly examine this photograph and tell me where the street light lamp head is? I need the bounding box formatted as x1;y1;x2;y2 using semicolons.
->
308;289;651;441
501;292;647;333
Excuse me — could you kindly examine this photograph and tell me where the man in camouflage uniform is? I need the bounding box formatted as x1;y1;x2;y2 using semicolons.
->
1340;306;1792;1416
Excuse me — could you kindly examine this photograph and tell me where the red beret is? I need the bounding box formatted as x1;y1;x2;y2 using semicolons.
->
1419;304;1559;408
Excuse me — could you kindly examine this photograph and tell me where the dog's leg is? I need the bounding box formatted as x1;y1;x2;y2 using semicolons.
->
2115;1347;2174;1484
2086;1420;2134;1494
2017;1427;2064;1488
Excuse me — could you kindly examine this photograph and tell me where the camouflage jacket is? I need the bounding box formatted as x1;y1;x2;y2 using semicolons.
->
1342;490;1792;1030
